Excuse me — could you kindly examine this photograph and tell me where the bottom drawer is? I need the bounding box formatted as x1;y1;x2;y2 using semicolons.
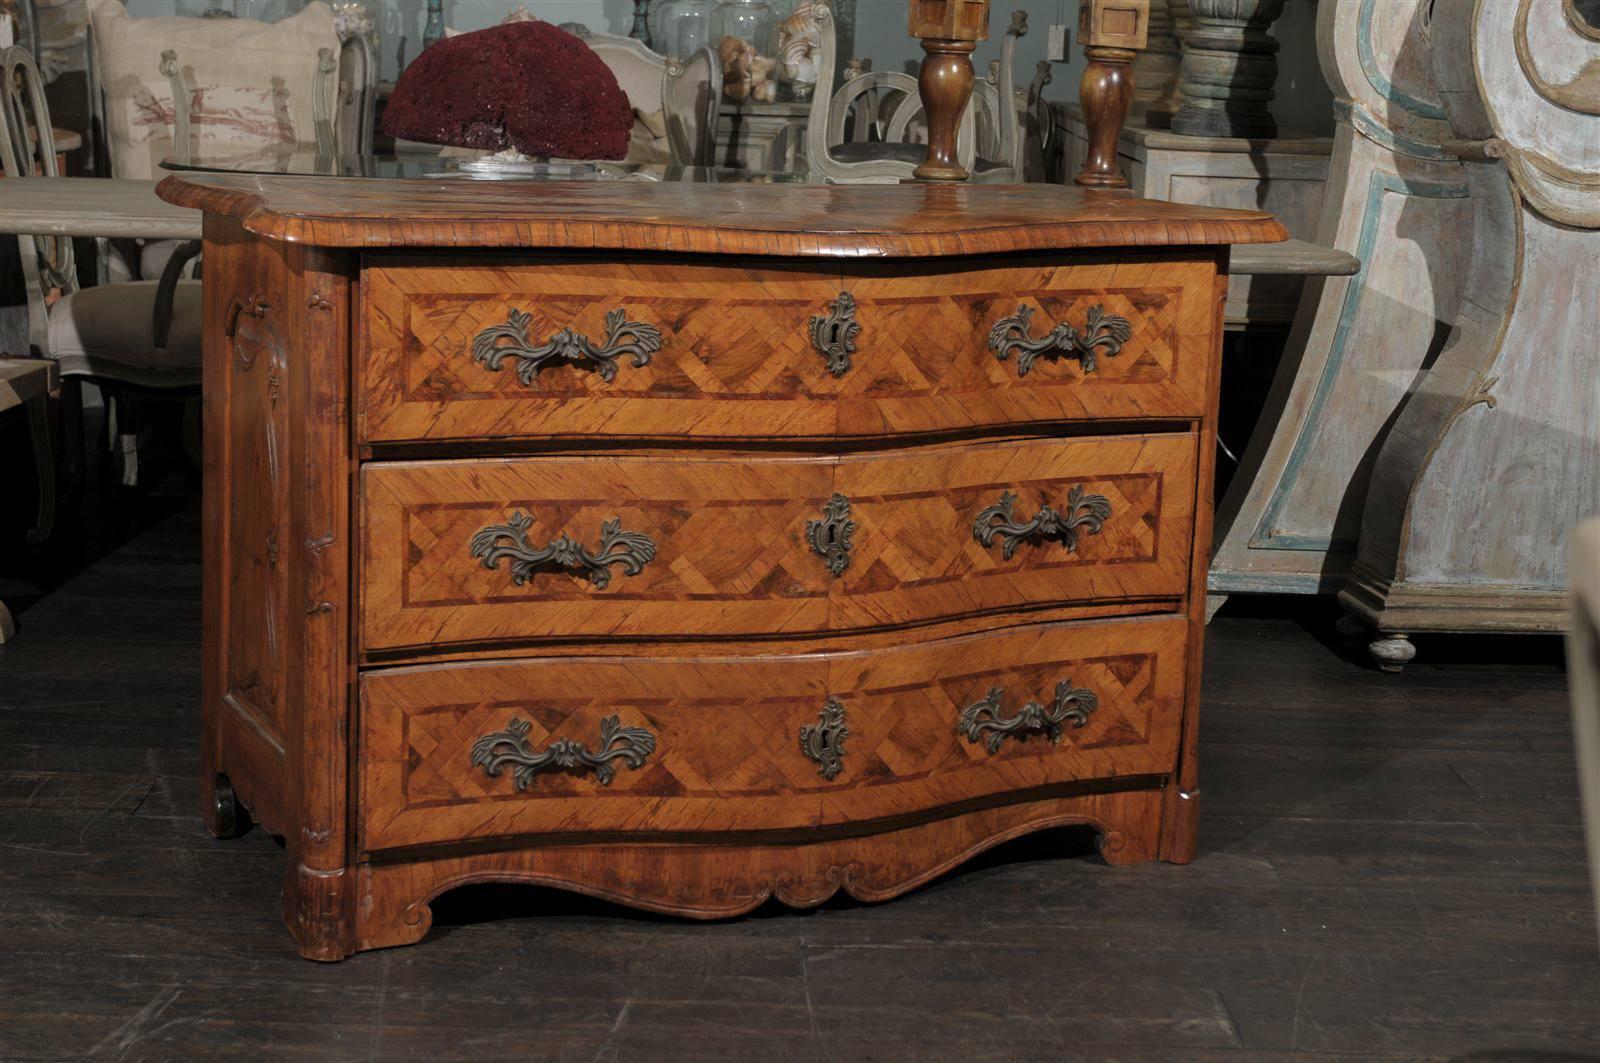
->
358;616;1189;852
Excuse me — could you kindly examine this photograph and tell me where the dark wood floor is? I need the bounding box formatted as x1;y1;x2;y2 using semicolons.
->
1;498;1595;1061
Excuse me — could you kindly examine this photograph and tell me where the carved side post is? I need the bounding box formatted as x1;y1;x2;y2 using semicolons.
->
908;0;992;181
1075;0;1149;188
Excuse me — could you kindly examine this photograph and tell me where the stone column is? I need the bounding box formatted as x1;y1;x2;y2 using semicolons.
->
1171;0;1285;138
1132;0;1184;128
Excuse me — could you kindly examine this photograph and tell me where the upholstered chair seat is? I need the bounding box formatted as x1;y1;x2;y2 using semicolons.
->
45;280;202;386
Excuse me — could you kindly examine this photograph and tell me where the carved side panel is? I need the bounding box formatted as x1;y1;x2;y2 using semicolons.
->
1209;0;1471;597
201;217;294;837
200;220;358;959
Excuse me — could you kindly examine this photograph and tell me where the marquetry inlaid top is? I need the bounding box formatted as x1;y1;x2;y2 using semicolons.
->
155;174;1286;257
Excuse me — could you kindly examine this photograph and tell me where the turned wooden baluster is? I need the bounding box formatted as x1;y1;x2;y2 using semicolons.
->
908;0;992;182
1075;0;1150;189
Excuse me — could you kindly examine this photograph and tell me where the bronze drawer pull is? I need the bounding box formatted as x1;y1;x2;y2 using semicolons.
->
987;303;1131;376
809;291;861;377
470;511;657;588
958;680;1099;753
806;493;856;576
973;486;1112;559
800;698;850;779
471;307;663;385
472;716;656;789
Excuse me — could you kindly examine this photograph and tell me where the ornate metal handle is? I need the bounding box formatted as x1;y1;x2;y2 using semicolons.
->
472;715;656;789
806;493;856;577
987;304;1132;376
973;486;1112;559
958;680;1099;753
809;291;860;377
800;698;849;779
470;511;656;588
471;307;662;386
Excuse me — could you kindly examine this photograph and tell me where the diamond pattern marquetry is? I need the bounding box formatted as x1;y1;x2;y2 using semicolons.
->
401;653;1157;806
399;289;1180;403
839;474;1164;595
361;257;1215;442
360;617;1191;849
360;435;1196;651
401;499;824;608
177;174;1273;952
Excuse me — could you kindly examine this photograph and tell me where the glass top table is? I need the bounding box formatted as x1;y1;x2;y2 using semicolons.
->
161;147;818;183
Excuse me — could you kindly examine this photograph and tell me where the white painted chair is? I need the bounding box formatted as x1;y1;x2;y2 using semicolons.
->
661;45;721;167
1;45;200;488
336;29;378;160
806;4;1026;183
588;30;668;113
584;31;675;163
162;43;340;166
824;67;918;147
971;11;1030;178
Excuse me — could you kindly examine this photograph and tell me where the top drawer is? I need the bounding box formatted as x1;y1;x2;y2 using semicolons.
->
359;253;1218;443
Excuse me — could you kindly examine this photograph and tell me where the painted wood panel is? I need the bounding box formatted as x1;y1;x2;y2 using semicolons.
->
1337;0;1600;664
1208;0;1472;599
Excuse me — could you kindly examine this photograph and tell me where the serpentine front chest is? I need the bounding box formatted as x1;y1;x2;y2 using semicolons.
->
156;174;1284;959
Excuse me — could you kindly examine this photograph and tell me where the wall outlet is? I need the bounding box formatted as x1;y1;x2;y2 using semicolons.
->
1047;24;1070;62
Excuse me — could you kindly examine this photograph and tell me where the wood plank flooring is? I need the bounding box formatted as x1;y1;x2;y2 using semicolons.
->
1;499;1595;1061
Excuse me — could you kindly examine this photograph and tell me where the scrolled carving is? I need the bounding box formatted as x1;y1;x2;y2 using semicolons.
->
987;303;1132;376
471;307;663;386
472;715;656;789
808;291;861;377
806;493;857;576
470;511;656;589
973;485;1112;560
799;698;850;780
224;292;271;346
957;679;1099;753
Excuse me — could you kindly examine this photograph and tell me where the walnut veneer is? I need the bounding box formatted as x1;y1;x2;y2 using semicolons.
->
156;174;1283;960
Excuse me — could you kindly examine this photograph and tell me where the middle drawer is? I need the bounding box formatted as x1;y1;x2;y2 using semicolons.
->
359;433;1197;653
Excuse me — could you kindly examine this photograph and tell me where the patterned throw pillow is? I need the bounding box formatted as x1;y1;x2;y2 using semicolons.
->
88;0;340;178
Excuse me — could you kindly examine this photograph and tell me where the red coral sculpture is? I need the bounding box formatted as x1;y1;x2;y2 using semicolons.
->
382;21;632;160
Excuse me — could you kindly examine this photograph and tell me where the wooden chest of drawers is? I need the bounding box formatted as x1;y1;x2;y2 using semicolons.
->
158;176;1283;959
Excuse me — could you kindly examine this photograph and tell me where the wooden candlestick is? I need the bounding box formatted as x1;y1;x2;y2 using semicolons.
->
908;0;991;181
1075;0;1150;189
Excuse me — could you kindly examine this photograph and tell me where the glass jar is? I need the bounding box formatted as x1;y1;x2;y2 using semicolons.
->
651;0;715;58
421;0;446;50
711;0;778;103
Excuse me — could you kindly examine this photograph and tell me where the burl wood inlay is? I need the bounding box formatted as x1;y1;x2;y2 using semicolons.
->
158;172;1282;959
361;256;1213;442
